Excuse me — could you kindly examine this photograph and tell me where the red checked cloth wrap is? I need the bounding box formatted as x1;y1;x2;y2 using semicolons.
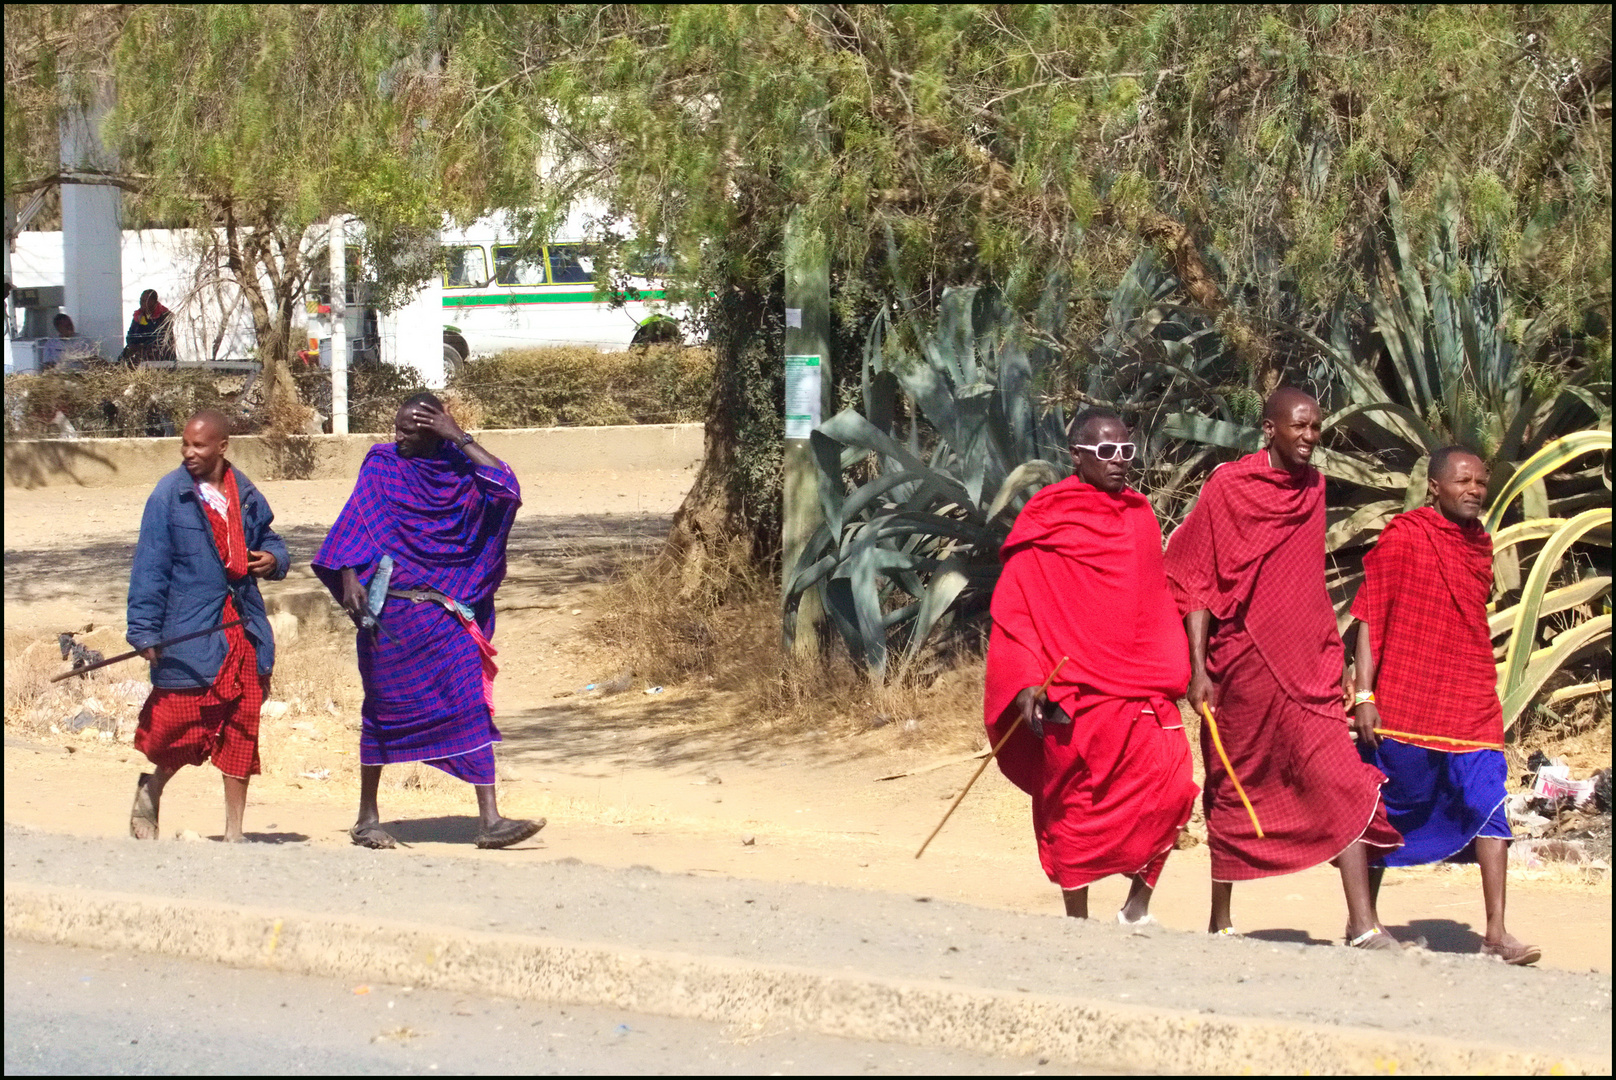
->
1352;506;1503;750
985;477;1198;890
1163;452;1399;880
135;467;265;777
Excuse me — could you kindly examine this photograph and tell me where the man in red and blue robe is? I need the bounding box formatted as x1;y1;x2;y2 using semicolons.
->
1349;446;1539;965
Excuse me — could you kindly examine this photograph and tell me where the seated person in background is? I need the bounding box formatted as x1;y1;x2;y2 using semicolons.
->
122;289;177;365
39;313;97;370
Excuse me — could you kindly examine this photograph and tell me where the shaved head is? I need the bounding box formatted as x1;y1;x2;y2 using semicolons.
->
1066;407;1125;447
1262;387;1318;423
186;409;230;439
181;409;230;483
1428;444;1485;482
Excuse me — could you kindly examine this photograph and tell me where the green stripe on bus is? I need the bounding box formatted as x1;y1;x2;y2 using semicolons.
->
442;290;669;308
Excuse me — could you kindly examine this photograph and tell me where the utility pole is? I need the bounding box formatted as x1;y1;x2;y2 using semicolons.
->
781;209;832;653
60;82;123;364
328;215;348;435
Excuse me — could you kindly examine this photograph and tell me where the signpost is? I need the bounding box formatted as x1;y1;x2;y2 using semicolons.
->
781;210;831;653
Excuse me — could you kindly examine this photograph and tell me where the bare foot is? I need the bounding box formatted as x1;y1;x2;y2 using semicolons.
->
129;774;160;840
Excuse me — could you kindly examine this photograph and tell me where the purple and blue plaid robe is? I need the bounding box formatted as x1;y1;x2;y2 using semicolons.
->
313;442;520;784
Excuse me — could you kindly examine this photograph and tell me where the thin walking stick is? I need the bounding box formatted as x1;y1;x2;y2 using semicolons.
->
915;656;1068;860
1200;701;1264;838
50;620;244;683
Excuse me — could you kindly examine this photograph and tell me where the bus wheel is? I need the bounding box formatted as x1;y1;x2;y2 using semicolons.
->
443;343;465;378
630;318;681;347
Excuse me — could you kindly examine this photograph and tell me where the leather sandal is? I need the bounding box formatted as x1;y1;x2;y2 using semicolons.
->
475;817;546;849
1346;926;1402;951
1482;935;1541;966
349;823;398;849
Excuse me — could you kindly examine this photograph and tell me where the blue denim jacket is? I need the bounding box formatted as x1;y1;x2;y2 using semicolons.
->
126;466;289;689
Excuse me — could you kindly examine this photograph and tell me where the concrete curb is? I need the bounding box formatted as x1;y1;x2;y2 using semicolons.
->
5;882;1602;1075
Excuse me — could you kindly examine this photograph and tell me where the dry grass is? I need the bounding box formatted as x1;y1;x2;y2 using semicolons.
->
586;536;989;752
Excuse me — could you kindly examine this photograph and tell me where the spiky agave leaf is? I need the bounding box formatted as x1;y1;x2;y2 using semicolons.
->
1484;430;1613;534
1497;508;1612;696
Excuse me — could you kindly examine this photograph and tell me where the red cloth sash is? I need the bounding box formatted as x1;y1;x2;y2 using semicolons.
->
1352;506;1502;750
1162;452;1343;719
199;466;253;702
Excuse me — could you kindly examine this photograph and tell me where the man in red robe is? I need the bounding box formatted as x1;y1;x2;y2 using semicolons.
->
985;410;1198;924
1164;388;1403;949
1349;446;1539;964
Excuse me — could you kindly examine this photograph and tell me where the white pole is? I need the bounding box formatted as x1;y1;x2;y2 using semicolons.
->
60;84;123;362
329;215;348;435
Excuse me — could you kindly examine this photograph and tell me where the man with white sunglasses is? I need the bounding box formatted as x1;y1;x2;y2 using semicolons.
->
985;409;1198;925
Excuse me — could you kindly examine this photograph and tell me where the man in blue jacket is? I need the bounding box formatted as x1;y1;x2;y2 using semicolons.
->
127;410;288;841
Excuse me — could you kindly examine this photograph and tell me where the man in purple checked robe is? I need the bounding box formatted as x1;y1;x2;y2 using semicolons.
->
313;392;544;850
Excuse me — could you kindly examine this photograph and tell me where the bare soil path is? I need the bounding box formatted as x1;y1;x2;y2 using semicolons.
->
4;468;1610;983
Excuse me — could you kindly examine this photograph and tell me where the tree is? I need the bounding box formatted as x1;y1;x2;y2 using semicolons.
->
407;5;1609;564
5;5;444;416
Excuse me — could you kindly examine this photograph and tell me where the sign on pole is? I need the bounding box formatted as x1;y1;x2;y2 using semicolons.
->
784;354;822;440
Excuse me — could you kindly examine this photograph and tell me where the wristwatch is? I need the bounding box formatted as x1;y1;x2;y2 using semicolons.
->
456;433;475;449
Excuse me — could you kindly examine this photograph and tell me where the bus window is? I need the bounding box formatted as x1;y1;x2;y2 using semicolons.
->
627;249;675;278
494;245;547;286
547;245;596;284
444;246;488;288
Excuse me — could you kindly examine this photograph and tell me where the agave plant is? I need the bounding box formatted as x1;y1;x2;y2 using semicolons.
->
781;284;1069;678
1482;431;1613;731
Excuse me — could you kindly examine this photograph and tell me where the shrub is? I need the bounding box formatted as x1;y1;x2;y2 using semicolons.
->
447;345;714;429
3;367;233;438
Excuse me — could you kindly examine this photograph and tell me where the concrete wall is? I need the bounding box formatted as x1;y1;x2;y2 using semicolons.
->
4;423;705;490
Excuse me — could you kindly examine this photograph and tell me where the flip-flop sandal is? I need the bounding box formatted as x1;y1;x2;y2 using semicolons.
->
129;774;159;840
1482;937;1541;965
1347;927;1402;951
349;823;399;850
1116;910;1158;927
475;817;546;850
1211;926;1240;937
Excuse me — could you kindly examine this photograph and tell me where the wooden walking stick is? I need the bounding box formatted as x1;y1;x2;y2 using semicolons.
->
1199;701;1264;838
915;656;1068;859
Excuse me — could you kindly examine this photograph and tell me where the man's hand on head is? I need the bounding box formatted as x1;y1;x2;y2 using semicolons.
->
412;401;465;444
247;549;277;578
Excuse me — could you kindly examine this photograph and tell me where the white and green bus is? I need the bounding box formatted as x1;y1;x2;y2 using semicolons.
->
352;216;690;386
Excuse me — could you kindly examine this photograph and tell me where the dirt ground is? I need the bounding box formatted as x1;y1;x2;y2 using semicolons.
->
4;468;1610;977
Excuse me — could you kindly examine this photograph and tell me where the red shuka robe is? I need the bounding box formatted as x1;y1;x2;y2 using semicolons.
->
1352;506;1503;751
1163;452;1400;881
984;477;1198;890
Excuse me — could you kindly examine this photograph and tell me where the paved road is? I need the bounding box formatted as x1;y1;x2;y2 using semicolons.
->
4;940;1072;1076
4;823;1611;1073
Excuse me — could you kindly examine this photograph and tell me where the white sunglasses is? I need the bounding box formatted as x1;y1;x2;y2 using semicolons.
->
1070;441;1137;462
